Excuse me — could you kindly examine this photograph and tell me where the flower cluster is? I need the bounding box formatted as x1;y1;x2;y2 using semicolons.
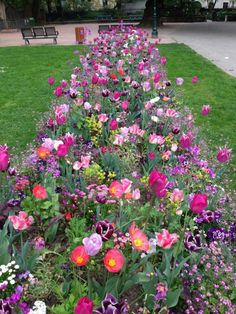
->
0;25;234;313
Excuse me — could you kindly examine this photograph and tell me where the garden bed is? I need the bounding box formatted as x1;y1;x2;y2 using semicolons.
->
0;26;235;313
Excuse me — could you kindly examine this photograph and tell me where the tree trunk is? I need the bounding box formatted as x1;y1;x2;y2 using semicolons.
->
140;0;164;26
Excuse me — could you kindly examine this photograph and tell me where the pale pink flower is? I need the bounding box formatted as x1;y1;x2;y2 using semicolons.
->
98;113;108;122
156;108;164;116
129;124;140;135
171;144;178;152
166;109;176;117
132;188;141;200
84;102;92;110
94;103;101;111
8;211;34;231
149;133;159;144
42;138;54;151
73;155;91;170
155;229;179;249
137;129;145;137
113;134;124;146
170;189;184;203
121;178;132;193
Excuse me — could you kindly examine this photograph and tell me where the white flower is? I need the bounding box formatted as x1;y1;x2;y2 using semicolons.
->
29;301;47;314
150;96;160;104
10;279;15;285
151;116;159;123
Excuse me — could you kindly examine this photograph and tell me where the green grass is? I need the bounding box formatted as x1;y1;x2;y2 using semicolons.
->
0;44;235;187
159;44;236;189
0;45;84;151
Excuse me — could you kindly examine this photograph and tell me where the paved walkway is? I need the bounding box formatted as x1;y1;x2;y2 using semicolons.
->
0;21;236;77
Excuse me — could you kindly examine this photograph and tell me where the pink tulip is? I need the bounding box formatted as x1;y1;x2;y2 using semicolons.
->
160;57;167;65
8;211;34;231
153;73;161;83
56;144;69;157
48;76;55;85
113;134;124;146
64;133;76;147
74;296;93;314
155;229;179;249
190;193;208;214
92;74;99;85
149;169;168;198
216;147;231;163
98;114;108;122
170;189;184;203
201;105;211;116
180;134;192;148
109;120;118;131
192;76;199;84
0;145;9;171
122;100;129;110
121;178;132;193
54;86;63;97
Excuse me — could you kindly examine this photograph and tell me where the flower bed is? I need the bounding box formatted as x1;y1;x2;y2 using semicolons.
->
0;26;235;313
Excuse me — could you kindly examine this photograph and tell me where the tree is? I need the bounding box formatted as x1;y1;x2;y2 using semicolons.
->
141;0;164;26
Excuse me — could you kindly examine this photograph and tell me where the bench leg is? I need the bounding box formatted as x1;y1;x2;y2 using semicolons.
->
53;38;57;44
25;39;30;45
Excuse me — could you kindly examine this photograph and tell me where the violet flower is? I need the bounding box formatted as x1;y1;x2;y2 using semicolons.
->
96;220;114;242
0;299;12;314
207;227;228;241
95;293;127;314
184;232;201;251
83;233;103;256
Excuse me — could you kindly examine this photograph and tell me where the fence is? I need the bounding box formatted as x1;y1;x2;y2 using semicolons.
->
0;19;27;31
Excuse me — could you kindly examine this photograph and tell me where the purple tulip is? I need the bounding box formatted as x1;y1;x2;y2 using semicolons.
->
96;220;114;242
83;233;103;256
184;231;201;251
176;77;184;85
95;293;127;314
195;211;221;224
0;145;9;172
0;299;12;313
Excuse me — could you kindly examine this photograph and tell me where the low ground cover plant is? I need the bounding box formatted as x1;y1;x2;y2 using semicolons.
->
0;26;235;313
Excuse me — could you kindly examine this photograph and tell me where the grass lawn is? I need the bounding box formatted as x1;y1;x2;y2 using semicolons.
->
0;45;84;150
0;44;235;187
159;44;236;189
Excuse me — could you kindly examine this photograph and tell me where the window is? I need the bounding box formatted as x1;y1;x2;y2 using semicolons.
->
223;2;228;9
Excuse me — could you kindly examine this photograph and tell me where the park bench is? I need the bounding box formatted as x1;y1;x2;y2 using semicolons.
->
21;26;59;45
98;24;135;34
96;15;113;23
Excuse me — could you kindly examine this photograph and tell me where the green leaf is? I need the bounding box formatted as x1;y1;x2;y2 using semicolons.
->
166;288;182;308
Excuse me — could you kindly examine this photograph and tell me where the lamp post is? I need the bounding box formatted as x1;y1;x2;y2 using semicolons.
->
152;0;158;38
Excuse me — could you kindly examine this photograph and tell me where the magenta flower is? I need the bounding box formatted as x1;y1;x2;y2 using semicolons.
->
56;144;69;157
83;233;103;256
155;229;179;249
54;86;63;97
192;75;199;84
0;145;9;172
201;105;211;116
47;76;55;85
216;147;231;163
